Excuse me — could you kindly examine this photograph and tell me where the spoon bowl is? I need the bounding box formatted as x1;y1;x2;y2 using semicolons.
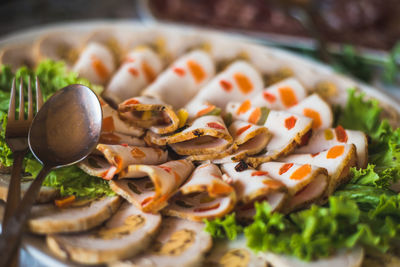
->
0;84;102;266
29;84;102;167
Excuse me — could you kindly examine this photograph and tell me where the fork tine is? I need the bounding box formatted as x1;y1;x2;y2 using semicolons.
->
7;78;16;121
27;77;33;120
35;77;43;112
18;77;24;120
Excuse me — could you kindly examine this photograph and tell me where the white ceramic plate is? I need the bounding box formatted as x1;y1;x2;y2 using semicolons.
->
1;19;399;266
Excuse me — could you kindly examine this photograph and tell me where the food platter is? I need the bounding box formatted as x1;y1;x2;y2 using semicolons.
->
1;20;400;266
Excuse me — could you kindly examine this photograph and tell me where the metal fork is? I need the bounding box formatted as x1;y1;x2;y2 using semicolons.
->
3;76;43;225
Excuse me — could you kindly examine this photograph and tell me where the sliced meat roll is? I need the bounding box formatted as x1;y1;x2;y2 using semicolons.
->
103;48;163;104
211;120;271;163
221;162;287;220
101;100;144;137
247;111;313;166
28;196;121;234
258;162;329;211
282;144;357;197
73;42;116;85
225;100;270;125
110;217;212;267
296;126;368;168
260;247;364;267
110;160;194;212
227;120;271;160
142;50;215;109
0;43;35;71
205;235;267;267
118;96;180;134
47;202;162;264
186;61;264;118
33;31;83;67
251;78;307;110
0;174;59;204
146;115;233;155
163;163;236;221
82;29;133;62
88;144;167;180
288;94;333;130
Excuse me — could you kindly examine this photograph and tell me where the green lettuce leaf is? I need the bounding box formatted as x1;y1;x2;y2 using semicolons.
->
25;158;114;198
204;213;243;240
0;115;12;167
335;89;381;134
244;196;400;261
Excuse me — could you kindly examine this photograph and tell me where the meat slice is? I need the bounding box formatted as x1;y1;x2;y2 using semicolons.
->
47;202;161;264
110;217;212;267
28;196;121;234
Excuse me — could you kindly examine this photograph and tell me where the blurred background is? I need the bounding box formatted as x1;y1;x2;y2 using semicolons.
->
1;0;400;94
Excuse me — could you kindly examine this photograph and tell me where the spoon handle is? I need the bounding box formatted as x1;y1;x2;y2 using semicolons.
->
0;164;53;267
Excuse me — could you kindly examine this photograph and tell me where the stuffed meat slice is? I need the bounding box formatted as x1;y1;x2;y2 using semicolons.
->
28;196;121;234
33;31;83;67
110;217;212;267
260;247;364;267
288;94;333;130
73;42;116;85
101;101;144;137
186;61;264;118
47;202;162;264
104;48;163;104
142;50;215;109
282;144;357;197
118;96;180;134
247;111;313;166
211;120;271;163
163;163;236;221
221;162;287;220
251;78;307;110
205;235;267;267
169;115;233;155
296;126;368;168
110;159;194;213
146;115;233;155
258;162;329;211
79;144;168;180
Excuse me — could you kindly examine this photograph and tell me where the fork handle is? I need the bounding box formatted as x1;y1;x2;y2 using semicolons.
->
0;164;53;267
3;151;26;224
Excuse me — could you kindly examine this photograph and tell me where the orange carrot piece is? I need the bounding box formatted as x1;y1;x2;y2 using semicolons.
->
327;145;345;159
284;116;297;130
290;164;311;180
249;108;261;125
279;163;294;175
234;73;253;94
236;125;251;136
55;195;76;208
279;87;297;108
91;55;109;79
187;60;206;83
303;108;322;129
236;100;252;115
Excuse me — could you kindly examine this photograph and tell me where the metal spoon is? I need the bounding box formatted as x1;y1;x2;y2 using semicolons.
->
0;84;102;267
